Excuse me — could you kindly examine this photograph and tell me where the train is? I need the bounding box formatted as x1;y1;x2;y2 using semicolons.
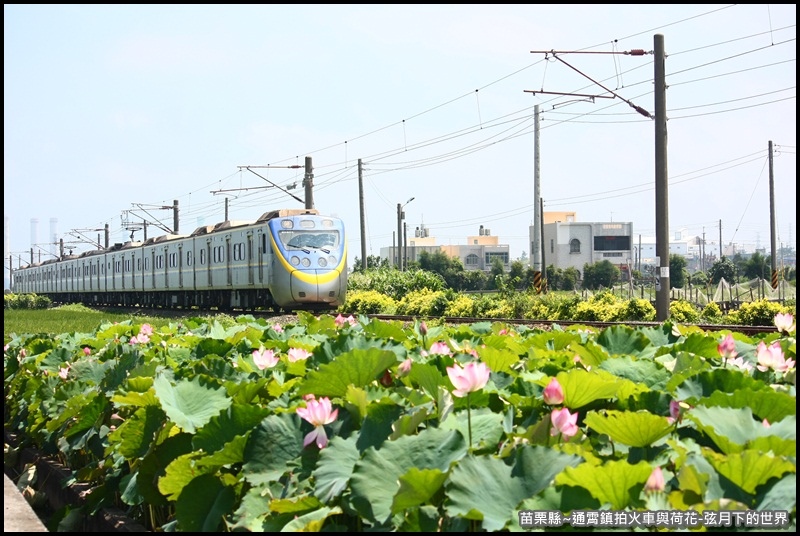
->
10;208;348;313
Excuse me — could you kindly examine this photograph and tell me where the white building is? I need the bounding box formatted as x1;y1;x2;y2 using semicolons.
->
380;224;510;271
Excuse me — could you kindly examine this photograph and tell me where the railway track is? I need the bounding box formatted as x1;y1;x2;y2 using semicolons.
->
87;305;780;336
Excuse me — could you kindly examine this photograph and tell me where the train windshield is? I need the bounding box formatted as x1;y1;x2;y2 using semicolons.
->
279;230;340;251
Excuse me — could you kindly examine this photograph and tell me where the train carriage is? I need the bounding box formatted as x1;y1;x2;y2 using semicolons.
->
11;208;348;312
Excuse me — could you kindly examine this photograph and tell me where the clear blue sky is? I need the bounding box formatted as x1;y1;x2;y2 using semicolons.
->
4;4;796;279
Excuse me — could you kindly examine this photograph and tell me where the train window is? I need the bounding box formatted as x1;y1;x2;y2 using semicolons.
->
280;231;340;250
144;257;150;270
187;251;193;266
233;243;245;261
200;249;206;265
169;253;177;268
156;255;164;269
213;246;225;263
137;258;142;271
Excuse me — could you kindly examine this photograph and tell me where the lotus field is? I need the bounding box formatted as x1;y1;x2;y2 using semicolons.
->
3;312;797;532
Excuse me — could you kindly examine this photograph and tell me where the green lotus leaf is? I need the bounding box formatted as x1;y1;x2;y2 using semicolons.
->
584;410;673;447
193;402;271;454
688;406;795;454
445;454;525;531
599;356;670;389
756;474;796;513
570;340;611;369
705;448;796;495
154;375;232;434
700;388;796;424
479;346;520;374
313;435;361;503
160;452;209;501
440;407;504;451
392;468;448;513
270;494;322;514
555;368;622;409
556;459;653;510
174;473;236;532
281;506;343;531
298;347;398;398
408;362;446;398
242;413;304;485
350;428;466;524
596;325;651;356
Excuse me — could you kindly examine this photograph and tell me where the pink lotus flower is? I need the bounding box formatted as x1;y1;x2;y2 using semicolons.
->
542;377;564;405
429;341;451;356
669;400;682;421
129;334;150;345
139;323;154;336
287;348;311;362
252;347;279;370
717;334;737;360
83;347;91;356
397;358;413;377
335;314;357;327
419;321;428;336
58;366;70;380
272;323;285;333
296;396;339;448
644;466;665;493
446;361;490;397
774;312;795;334
728;356;753;372
550;408;579;439
756;341;796;373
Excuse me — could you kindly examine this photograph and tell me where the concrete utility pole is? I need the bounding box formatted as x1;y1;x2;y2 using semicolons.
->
303;156;314;210
532;105;542;275
396;204;402;269
768;140;778;289
358;159;367;270
654;33;670;321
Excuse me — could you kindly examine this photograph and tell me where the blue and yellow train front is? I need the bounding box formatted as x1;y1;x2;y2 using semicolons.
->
268;213;348;310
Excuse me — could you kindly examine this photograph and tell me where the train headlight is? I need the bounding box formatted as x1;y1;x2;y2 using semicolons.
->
318;257;328;267
291;256;300;266
328;256;337;265
301;258;311;267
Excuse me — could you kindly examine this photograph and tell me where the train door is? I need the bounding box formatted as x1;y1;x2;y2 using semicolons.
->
225;235;233;287
178;244;184;288
206;239;213;289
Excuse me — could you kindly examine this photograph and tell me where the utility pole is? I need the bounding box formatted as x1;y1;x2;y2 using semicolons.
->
303;156;314;210
358;159;367;271
532;105;542;275
173;200;179;233
525;44;652;300
654;33;670;321
719;219;722;260
768;140;778;289
396;204;402;269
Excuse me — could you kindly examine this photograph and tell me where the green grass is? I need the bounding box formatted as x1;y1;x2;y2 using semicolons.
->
4;304;190;339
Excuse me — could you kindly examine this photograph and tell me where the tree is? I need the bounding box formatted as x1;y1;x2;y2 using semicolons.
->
414;251;470;290
582;260;620;290
669;254;688;289
508;260;526;289
708;257;736;285
486;257;506;290
352;255;389;273
743;251;770;280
